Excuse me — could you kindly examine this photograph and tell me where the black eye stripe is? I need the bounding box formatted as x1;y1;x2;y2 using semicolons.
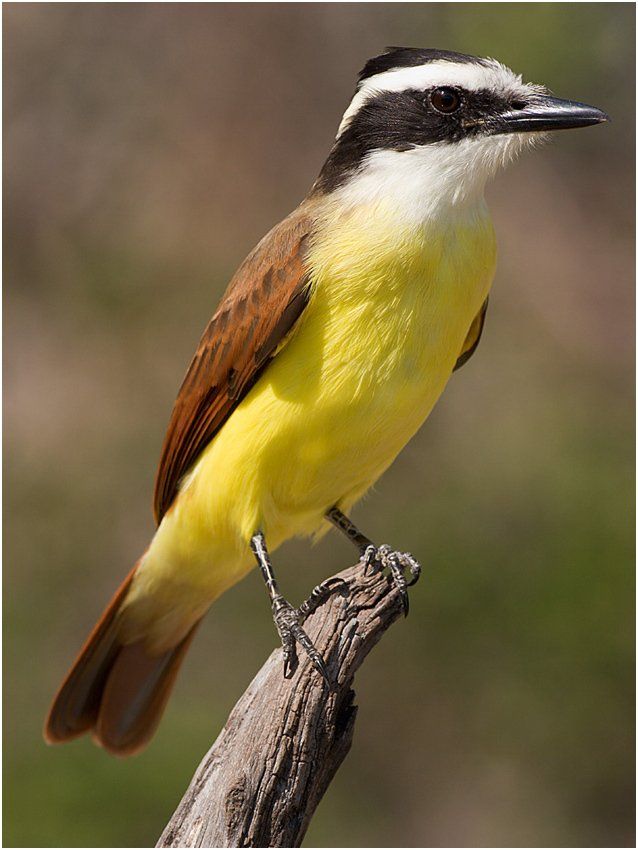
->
312;86;518;194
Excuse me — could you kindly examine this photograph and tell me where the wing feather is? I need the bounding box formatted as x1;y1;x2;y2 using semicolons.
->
153;207;315;523
454;298;489;372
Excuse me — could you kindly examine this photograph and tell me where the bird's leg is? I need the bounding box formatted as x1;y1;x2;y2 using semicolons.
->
250;531;346;684
325;506;374;553
326;507;421;616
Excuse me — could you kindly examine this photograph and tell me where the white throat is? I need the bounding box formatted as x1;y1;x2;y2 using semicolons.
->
333;132;536;226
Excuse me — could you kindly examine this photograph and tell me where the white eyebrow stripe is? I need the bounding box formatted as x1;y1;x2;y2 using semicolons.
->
337;59;525;137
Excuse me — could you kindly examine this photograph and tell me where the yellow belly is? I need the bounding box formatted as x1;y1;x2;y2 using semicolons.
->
124;201;496;649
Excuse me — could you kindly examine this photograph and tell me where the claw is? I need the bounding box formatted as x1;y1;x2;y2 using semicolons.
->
361;544;378;576
329;577;350;593
307;645;331;686
398;583;410;617
283;646;298;679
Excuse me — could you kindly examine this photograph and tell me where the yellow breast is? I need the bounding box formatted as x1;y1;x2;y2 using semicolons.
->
283;198;497;503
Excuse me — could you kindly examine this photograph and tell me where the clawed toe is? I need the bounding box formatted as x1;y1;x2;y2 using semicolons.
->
361;544;384;576
272;583;344;686
298;576;349;620
360;544;422;617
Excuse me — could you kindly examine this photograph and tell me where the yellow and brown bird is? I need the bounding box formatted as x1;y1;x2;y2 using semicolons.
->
45;48;607;755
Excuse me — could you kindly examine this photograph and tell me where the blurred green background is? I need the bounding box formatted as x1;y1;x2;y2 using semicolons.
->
4;3;634;847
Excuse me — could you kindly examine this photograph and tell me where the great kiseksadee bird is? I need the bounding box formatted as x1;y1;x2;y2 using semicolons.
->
45;48;607;755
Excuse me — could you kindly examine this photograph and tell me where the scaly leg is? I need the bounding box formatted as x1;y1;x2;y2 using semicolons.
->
250;531;347;683
326;507;421;616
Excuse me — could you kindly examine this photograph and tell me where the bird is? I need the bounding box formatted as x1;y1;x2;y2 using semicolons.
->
45;47;608;756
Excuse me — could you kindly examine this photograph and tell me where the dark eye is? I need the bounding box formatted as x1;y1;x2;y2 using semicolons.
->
430;87;461;114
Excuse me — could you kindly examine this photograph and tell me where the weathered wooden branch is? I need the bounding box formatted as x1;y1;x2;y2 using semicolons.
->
157;560;406;848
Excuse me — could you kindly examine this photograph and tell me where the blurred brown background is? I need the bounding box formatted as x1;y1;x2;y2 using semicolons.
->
4;3;635;847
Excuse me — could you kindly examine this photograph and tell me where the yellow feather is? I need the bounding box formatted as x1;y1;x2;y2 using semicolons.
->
122;199;496;651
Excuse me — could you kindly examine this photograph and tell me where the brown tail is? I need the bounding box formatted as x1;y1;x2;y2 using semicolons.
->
44;567;199;756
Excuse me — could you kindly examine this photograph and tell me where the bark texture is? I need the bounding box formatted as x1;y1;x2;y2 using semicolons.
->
157;561;405;848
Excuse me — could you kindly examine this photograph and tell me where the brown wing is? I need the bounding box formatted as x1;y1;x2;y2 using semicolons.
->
153;206;316;523
453;298;489;372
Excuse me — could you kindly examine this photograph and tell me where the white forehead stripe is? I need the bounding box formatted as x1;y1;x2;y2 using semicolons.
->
337;59;526;137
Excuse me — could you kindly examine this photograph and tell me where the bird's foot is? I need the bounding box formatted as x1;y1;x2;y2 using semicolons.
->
271;577;348;683
361;544;421;616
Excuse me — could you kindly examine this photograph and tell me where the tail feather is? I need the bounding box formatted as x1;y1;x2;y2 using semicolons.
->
94;623;198;756
44;566;199;756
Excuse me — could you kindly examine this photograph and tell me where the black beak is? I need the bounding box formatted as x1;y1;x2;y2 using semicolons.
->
497;95;609;134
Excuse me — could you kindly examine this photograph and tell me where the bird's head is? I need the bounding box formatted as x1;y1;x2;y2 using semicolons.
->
313;48;608;214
